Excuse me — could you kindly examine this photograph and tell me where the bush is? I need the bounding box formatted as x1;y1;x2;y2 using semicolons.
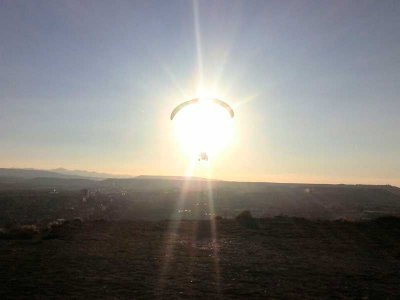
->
43;217;84;240
235;210;259;229
71;217;83;227
214;215;223;221
47;218;67;230
0;227;7;239
1;224;40;240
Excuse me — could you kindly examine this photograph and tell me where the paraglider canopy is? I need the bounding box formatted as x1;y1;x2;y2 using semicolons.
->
170;98;234;120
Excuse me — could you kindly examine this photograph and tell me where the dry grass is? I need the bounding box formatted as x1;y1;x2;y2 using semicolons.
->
0;218;399;299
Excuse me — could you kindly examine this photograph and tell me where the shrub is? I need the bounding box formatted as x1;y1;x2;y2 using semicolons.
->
71;217;83;227
214;215;223;221
47;218;67;230
2;224;40;239
235;210;259;229
0;227;7;239
43;217;83;240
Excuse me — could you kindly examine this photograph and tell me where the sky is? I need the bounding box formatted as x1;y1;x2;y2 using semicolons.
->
0;0;399;185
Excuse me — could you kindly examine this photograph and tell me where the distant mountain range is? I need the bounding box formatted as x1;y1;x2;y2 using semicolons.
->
0;168;212;189
0;168;213;181
51;168;132;179
0;168;398;192
0;168;400;222
1;167;400;221
0;168;89;179
0;168;136;180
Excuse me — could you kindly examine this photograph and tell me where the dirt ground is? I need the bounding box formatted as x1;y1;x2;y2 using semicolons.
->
1;218;400;299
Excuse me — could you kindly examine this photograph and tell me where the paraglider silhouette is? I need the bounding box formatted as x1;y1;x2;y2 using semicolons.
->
170;98;234;120
171;98;234;161
198;152;208;161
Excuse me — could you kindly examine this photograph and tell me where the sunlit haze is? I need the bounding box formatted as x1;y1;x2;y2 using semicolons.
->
1;1;399;185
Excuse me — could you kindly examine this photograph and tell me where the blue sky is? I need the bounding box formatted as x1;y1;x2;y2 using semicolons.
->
1;0;399;185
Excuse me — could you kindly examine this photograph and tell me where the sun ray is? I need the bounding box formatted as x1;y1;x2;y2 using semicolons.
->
160;62;190;100
157;159;196;295
193;0;204;93
232;93;260;109
206;166;222;295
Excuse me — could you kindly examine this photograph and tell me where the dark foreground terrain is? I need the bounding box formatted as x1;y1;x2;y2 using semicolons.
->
1;217;400;299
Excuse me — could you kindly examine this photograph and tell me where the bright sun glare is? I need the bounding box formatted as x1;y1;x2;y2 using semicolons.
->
173;98;234;160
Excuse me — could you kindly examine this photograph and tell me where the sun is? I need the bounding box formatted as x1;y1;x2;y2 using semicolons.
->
173;97;234;160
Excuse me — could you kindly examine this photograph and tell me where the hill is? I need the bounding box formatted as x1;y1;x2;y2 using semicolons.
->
0;168;91;180
51;168;132;179
0;174;399;222
0;183;399;223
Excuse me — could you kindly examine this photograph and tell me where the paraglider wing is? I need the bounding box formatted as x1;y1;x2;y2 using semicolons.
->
170;98;234;120
211;98;234;118
170;99;200;120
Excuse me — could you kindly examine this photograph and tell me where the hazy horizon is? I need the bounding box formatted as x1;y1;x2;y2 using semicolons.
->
0;165;398;187
1;1;399;186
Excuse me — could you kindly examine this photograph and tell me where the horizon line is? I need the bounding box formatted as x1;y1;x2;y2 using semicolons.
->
0;166;398;188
